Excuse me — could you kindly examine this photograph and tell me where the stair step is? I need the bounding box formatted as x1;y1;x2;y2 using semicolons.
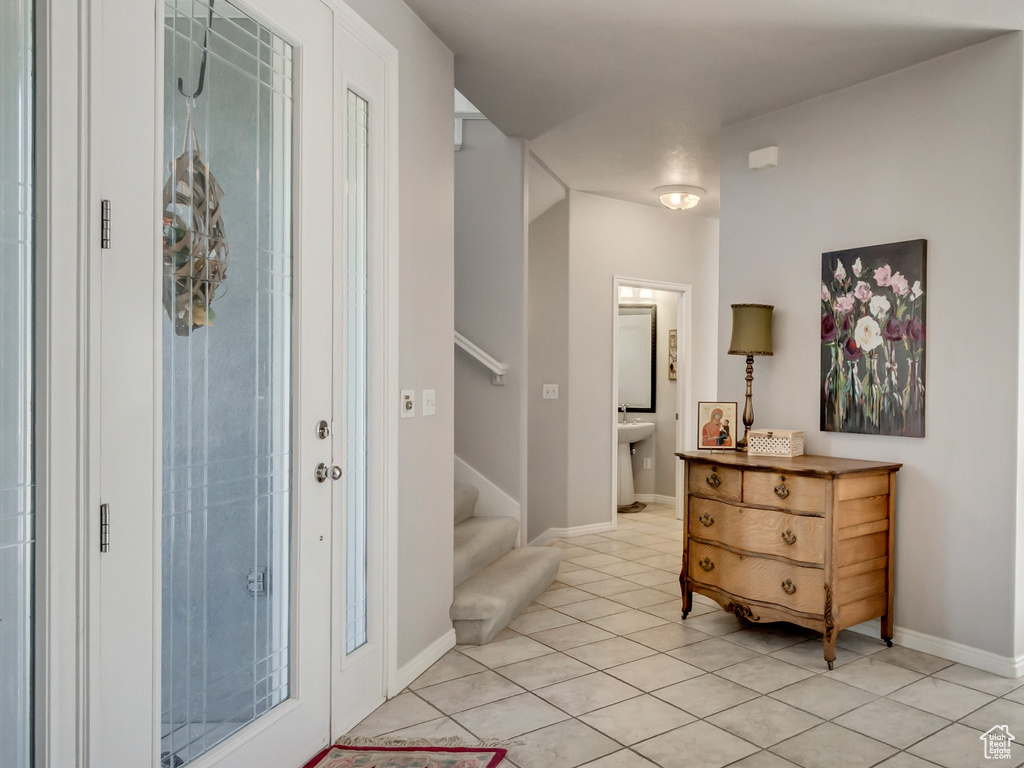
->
454;481;479;525
454;516;520;587
451;546;561;645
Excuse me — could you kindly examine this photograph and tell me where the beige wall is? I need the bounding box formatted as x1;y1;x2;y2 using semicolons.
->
339;0;456;670
454;120;528;503
528;199;571;541
719;34;1023;658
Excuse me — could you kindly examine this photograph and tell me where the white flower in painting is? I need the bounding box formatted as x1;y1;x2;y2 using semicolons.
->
853;257;864;277
912;280;923;300
869;294;891;319
854;316;883;352
821;283;830;302
834;261;847;281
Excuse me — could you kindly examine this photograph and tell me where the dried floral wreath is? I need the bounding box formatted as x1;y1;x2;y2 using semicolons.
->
162;109;229;336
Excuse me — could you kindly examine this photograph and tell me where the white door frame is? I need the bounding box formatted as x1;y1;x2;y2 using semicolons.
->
610;277;694;528
33;1;93;765
326;0;401;734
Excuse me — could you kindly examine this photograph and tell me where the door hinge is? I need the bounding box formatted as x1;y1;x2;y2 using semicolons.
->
100;503;110;552
100;199;111;249
248;566;268;595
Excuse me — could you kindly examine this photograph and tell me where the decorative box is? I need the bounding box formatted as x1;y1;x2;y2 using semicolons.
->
747;429;804;457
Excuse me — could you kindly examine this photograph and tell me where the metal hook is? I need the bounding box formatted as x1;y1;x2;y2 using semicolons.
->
177;0;214;99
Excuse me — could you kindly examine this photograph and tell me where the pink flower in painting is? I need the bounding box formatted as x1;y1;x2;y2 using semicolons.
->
889;272;909;296
821;283;830;302
853;281;872;302
874;264;892;287
834;261;847;281
854;316;883;352
905;316;925;343
852;256;864;277
834;293;855;314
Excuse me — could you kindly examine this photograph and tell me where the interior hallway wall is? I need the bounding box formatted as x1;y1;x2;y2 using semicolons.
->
567;192;720;530
454;119;528;505
528;199;570;541
719;33;1023;660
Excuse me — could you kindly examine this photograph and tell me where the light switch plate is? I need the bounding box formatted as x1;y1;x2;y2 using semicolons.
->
401;390;415;418
422;389;436;416
643;458;652;470
543;384;559;399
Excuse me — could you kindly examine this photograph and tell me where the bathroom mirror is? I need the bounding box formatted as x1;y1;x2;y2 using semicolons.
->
617;304;656;412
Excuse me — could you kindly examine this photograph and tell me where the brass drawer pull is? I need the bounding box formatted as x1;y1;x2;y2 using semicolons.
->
781;529;796;545
698;512;714;527
706;470;721;489
699;557;715;572
774;476;790;499
781;579;796;595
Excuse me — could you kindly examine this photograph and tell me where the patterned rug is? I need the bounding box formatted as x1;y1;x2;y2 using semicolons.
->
301;744;507;768
617;501;647;513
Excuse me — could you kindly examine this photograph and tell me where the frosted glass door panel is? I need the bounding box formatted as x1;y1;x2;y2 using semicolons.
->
161;1;293;763
0;1;34;766
345;91;368;654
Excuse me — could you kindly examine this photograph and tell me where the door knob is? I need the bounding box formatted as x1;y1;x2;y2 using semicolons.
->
315;463;343;483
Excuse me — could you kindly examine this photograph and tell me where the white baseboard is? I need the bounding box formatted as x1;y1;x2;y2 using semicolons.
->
529;521;616;546
848;620;1024;679
635;494;677;507
392;628;457;694
455;455;520;520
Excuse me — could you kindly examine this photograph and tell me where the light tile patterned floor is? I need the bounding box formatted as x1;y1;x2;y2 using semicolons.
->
346;504;1024;768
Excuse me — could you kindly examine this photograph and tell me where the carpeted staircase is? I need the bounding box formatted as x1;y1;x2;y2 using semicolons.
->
450;481;561;645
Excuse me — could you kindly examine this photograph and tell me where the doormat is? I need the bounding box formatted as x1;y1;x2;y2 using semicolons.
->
301;743;507;768
617;501;647;513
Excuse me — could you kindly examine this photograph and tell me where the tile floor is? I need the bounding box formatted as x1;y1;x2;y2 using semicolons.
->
345;503;1024;768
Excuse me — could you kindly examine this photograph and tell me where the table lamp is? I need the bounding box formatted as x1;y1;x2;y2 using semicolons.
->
728;303;774;450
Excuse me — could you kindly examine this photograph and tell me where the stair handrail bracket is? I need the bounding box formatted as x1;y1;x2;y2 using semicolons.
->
454;331;508;385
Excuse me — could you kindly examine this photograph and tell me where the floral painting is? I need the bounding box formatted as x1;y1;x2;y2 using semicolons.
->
820;239;926;437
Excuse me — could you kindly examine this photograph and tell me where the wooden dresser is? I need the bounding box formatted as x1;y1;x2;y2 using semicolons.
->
677;451;901;668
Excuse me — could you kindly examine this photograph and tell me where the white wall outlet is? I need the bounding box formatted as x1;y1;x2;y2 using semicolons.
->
643;458;652;469
422;389;436;416
542;384;559;399
401;390;415;418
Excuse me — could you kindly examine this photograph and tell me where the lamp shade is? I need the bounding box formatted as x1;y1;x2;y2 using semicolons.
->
728;304;774;356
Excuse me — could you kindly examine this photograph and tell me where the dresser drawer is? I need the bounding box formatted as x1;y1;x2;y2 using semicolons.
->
688;540;824;615
687;463;742;502
743;471;826;513
689;498;825;565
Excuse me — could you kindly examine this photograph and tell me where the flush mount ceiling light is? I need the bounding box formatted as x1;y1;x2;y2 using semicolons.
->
656;185;705;211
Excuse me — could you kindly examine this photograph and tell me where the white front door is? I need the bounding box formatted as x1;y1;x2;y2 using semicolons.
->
89;0;339;764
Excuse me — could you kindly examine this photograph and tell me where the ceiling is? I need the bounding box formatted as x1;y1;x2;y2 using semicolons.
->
404;0;1023;217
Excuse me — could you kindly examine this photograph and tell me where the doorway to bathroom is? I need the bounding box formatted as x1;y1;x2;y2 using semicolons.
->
611;278;693;526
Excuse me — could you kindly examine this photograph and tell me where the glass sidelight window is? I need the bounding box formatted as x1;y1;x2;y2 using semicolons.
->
345;90;369;654
161;1;293;763
0;1;35;766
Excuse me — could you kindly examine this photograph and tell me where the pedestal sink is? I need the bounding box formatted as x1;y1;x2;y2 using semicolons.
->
617;421;655;508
